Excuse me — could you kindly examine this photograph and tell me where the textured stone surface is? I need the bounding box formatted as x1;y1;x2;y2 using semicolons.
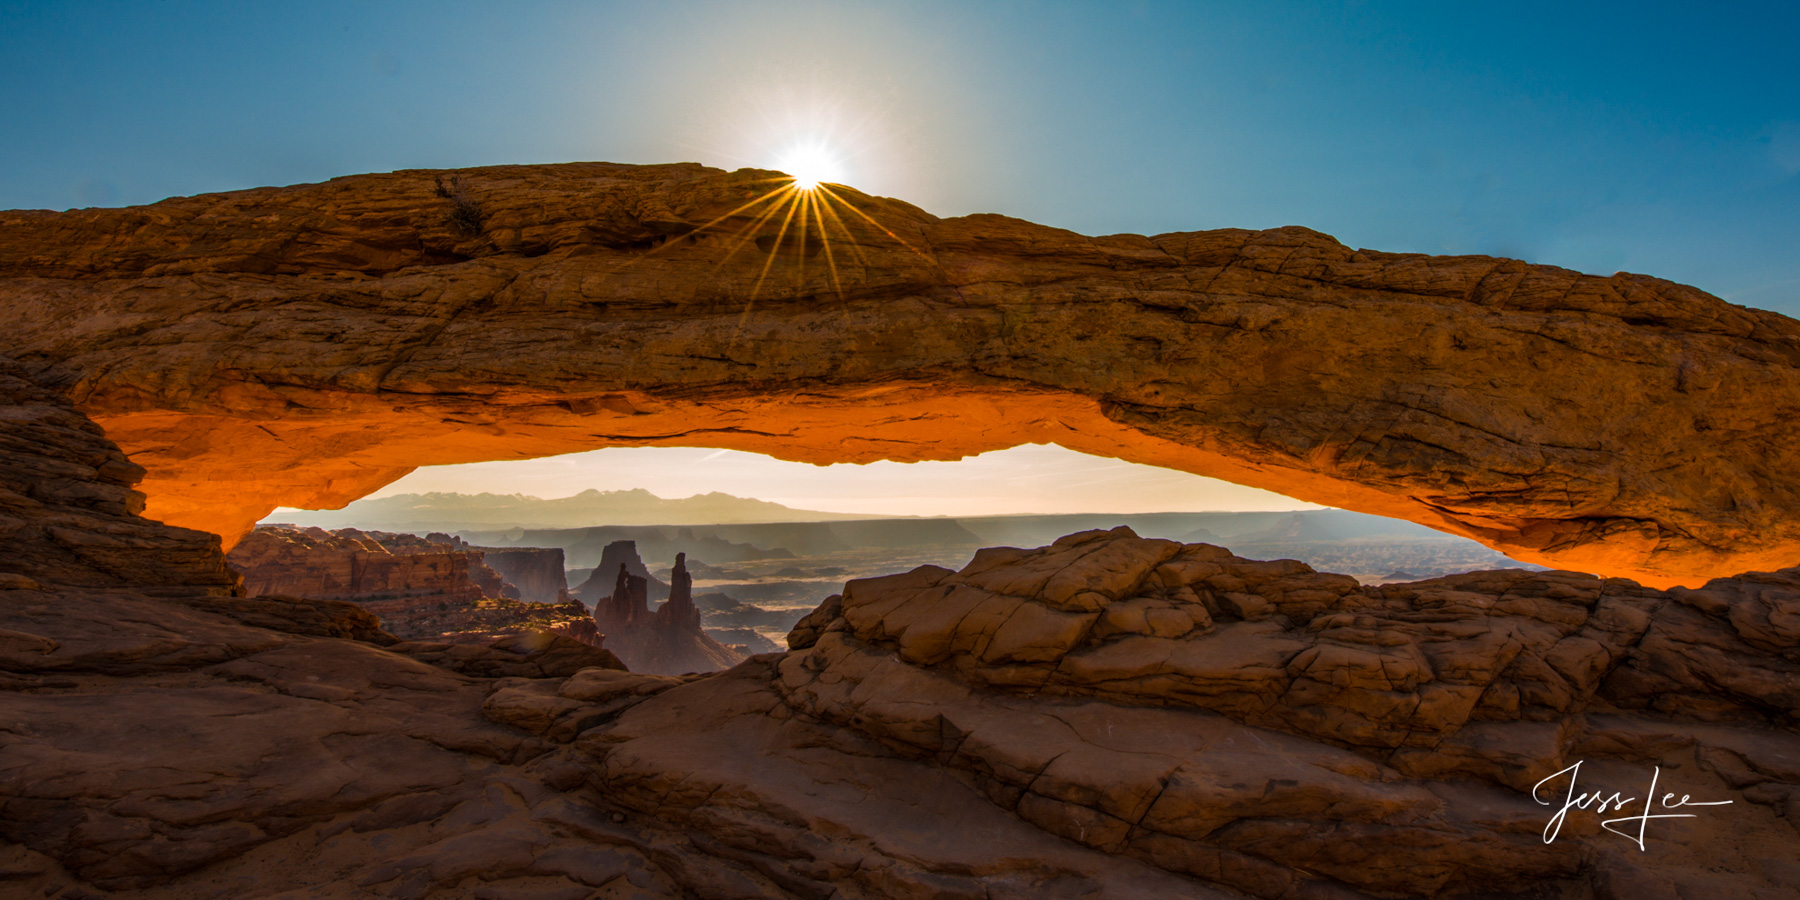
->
391;630;625;679
796;527;1800;739
735;528;1800;897
1;363;1222;898
474;545;569;603
3;367;1797;897
228;524;601;645
229;526;492;605
5;163;1799;584
0;354;238;596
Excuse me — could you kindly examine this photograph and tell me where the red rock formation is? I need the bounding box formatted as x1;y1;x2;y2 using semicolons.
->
566;529;1800;899
548;592;602;645
230;526;485;602
654;552;702;634
590;550;745;675
475;546;567;602
592;563;651;635
0;354;239;595
2;360;1796;898
4;164;1798;585
227;524;600;645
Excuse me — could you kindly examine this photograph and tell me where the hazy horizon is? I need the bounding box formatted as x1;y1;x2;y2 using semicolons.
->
273;444;1327;520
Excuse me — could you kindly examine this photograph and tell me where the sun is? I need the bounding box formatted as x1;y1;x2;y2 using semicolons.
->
630;128;928;310
775;140;847;190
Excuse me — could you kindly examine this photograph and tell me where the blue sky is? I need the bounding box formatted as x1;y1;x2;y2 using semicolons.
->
5;0;1797;513
4;1;1795;312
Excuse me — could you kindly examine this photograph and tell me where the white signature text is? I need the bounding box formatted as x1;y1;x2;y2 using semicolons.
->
1531;760;1731;851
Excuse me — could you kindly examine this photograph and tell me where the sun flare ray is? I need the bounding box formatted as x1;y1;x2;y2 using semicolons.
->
611;137;933;322
807;189;846;300
817;183;927;258
750;188;806;301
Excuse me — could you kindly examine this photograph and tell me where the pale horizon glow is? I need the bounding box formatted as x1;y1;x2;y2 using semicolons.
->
280;444;1323;518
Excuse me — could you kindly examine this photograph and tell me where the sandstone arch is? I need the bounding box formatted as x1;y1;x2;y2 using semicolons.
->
3;162;1798;587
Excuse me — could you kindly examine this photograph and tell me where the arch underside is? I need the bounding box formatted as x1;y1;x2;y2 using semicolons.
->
85;375;1787;590
3;161;1797;587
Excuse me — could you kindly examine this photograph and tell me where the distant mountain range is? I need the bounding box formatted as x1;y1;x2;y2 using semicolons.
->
267;491;1452;550
267;488;883;532
268;492;1537;589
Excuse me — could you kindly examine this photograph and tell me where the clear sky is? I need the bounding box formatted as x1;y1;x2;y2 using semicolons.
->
341;446;1322;517
7;1;1796;514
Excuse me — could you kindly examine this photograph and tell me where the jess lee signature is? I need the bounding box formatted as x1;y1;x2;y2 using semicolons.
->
1531;760;1732;850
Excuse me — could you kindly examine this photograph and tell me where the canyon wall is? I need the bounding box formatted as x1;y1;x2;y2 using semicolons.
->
230;526;490;603
424;532;568;602
3;163;1798;585
477;546;568;602
227;524;597;645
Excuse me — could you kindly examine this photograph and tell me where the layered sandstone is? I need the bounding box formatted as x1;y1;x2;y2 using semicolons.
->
230;526;491;603
3;163;1797;585
475;546;568;602
1;364;637;898
425;532;570;602
0;354;238;595
554;529;1800;899
227;524;600;645
2;362;1796;898
590;550;746;675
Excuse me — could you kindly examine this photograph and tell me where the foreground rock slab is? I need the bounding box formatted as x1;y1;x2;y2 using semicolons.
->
5;163;1800;584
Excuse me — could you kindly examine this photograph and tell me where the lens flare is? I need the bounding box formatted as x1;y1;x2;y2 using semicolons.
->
776;140;846;190
624;141;933;349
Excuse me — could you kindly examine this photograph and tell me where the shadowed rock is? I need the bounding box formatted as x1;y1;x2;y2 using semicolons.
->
590;550;745;675
2;360;1796;898
475;545;568;602
573;538;669;603
550;527;1800;899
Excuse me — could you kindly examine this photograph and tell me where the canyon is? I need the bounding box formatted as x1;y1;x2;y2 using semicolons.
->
2;163;1798;586
228;524;595;646
440;537;570;604
227;524;757;675
1;164;1797;898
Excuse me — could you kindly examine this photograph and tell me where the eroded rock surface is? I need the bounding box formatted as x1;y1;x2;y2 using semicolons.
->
4;163;1799;584
0;355;238;596
228;524;601;646
474;546;569;603
576;528;1800;899
3;364;1798;898
0;362;645;897
572;539;670;605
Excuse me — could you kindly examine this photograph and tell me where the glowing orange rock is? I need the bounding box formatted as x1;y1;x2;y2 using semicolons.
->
3;162;1798;587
